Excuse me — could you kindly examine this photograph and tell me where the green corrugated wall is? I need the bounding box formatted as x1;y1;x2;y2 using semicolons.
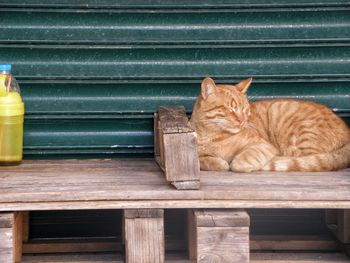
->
0;0;349;241
0;0;349;157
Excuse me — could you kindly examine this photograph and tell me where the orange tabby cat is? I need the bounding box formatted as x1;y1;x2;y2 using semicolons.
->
189;77;350;172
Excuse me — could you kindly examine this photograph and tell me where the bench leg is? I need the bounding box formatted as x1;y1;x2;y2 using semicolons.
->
188;209;250;263
0;212;23;263
325;209;350;256
123;209;164;263
22;211;29;243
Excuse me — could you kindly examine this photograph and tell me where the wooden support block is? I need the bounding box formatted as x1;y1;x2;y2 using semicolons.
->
326;209;350;245
337;210;350;244
22;211;29;242
123;209;164;263
0;212;23;263
155;106;200;190
188;209;250;263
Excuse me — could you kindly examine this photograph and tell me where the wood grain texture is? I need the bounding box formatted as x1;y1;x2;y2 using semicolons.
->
0;160;349;210
14;212;23;263
124;209;164;219
23;240;120;254
187;210;197;261
163;133;200;183
124;209;164;263
194;209;250;227
0;212;22;263
0;227;14;262
156;106;200;189
197;227;249;263
250;252;350;262
251;235;338;251
21;234;338;255
22;211;29;242
158;106;193;134
19;252;350;263
189;209;249;263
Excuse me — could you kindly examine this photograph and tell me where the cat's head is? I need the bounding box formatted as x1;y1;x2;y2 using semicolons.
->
193;77;252;134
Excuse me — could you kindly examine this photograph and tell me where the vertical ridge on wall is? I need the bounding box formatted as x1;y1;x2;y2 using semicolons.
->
0;0;349;157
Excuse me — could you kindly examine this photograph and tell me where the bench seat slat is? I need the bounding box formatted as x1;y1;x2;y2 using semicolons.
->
0;159;349;211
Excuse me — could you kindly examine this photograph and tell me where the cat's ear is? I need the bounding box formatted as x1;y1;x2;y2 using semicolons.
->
201;77;216;99
235;77;252;93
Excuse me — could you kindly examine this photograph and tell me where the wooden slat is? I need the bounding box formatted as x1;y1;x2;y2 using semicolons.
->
0;160;349;211
23;239;120;254
2;200;350;211
250;235;338;251
20;252;350;263
21;234;338;254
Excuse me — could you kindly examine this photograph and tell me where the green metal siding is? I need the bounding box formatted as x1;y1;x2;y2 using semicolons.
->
0;1;349;157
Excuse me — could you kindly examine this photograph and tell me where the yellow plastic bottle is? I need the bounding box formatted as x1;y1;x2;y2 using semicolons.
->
0;64;24;166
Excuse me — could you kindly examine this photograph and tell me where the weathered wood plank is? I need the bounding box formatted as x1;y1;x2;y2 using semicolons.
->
158;106;192;134
124;209;164;219
197;227;249;262
251;252;350;262
2;200;350;212
19;252;350;263
251;235;338;251
0;213;14;228
0;212;22;263
21;234;338;255
189;209;250;263
124;209;164;263
156;106;200;190
0;214;14;263
23;239;120;254
0;160;349;211
195;209;250;227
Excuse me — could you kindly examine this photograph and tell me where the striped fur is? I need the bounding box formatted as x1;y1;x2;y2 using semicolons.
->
189;77;350;172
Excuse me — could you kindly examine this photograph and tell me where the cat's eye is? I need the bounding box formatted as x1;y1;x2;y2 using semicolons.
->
206;110;225;118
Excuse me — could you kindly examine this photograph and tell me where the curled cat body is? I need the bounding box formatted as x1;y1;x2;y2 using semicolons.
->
189;77;350;172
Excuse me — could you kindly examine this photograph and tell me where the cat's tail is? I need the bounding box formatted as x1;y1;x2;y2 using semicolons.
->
263;142;350;172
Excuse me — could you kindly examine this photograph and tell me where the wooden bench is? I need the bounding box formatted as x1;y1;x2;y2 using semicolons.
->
1;159;349;262
0;106;349;262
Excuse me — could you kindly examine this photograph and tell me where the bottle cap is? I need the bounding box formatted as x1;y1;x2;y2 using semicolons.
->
0;64;12;71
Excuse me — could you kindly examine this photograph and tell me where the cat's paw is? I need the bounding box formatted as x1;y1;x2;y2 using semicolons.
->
200;156;230;171
230;157;258;173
